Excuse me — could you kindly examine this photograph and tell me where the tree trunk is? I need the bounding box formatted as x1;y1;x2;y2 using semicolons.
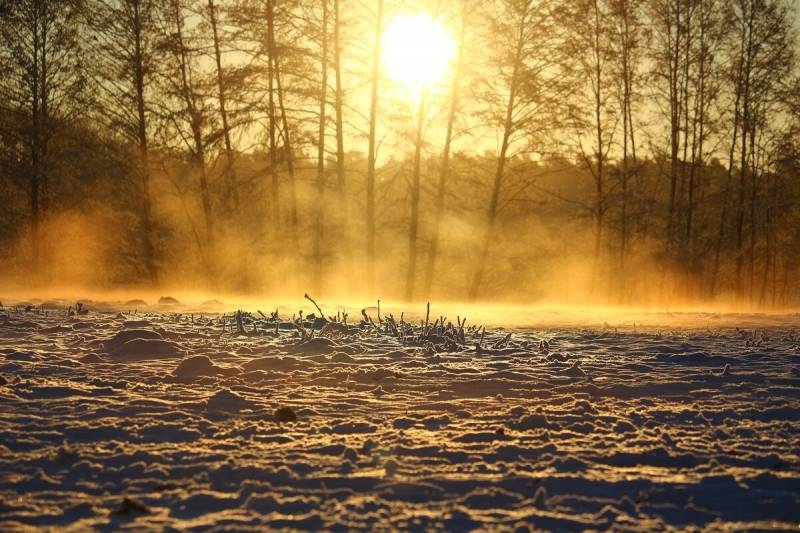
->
208;0;239;213
313;0;329;293
710;1;747;298
678;1;693;258
273;48;298;231
735;4;754;297
747;119;758;303
687;3;707;258
172;0;213;250
332;0;351;279
617;0;635;299
405;89;427;301
759;170;772;307
365;0;383;293
40;1;50;222
592;0;604;265
666;0;682;252
133;0;158;285
424;9;466;299
267;0;279;227
30;2;42;273
468;6;527;301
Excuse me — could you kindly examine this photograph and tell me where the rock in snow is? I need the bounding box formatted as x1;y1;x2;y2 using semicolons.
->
274;406;297;423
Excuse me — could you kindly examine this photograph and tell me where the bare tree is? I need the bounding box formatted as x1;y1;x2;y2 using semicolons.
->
89;0;160;285
156;0;215;254
469;0;570;300
404;88;427;301
0;0;85;274
609;0;643;270
230;0;290;229
728;0;793;298
563;0;619;274
649;0;688;253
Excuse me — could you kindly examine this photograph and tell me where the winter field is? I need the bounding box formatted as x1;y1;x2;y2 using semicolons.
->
1;298;799;531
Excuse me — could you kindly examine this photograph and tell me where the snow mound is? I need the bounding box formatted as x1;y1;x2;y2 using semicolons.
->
123;320;151;328
287;337;343;356
206;389;254;412
510;412;552;430
105;328;162;346
79;353;105;363
102;329;185;360
173;355;240;378
109;339;184;360
109;339;185;361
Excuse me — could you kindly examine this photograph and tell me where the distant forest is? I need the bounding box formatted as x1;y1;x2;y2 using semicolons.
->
1;0;799;307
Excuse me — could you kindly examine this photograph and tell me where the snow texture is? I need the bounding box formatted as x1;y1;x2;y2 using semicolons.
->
1;304;799;530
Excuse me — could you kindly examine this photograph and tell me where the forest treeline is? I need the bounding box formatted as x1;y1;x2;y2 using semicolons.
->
0;0;799;307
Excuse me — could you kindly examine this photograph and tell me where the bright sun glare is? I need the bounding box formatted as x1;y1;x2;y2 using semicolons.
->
381;13;455;94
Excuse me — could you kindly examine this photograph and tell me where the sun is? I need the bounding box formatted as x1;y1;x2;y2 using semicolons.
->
381;13;456;95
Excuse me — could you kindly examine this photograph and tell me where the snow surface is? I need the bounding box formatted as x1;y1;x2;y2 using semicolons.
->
1;302;799;530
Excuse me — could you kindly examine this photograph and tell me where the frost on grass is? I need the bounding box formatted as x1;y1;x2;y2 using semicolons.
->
0;302;799;530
